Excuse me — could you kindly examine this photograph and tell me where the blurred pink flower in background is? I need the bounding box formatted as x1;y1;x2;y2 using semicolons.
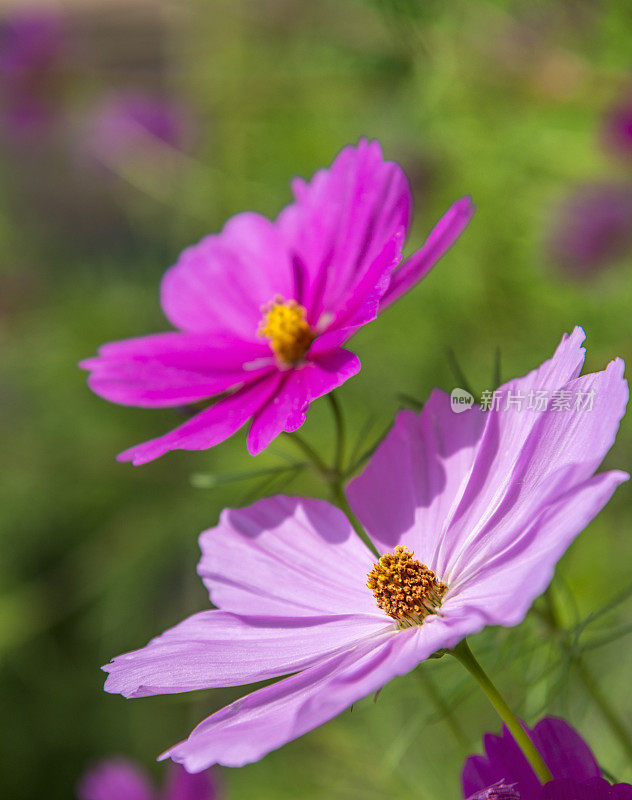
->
0;7;65;138
77;758;219;800
83;90;197;167
546;182;632;278
602;94;632;163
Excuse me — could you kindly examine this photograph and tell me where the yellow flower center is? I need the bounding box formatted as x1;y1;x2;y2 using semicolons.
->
367;545;447;628
258;297;315;365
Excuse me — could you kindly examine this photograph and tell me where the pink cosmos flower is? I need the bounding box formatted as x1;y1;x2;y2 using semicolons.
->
102;328;627;771
77;758;218;800
80;139;474;463
463;717;632;800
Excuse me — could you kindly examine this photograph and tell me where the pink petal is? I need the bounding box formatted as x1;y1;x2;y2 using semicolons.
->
103;609;389;697
160;609;481;770
161;212;294;340
449;470;628;623
347;392;487;563
348;326;605;576
309;233;403;351
380;195;475;308
160;628;420;770
80;332;271;407
439;353;628;583
197;496;380;617
76;759;155;800
246;349;361;454
117;374;281;465
277;138;410;323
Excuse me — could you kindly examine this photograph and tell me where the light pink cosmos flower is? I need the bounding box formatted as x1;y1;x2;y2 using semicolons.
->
103;328;628;771
77;758;218;800
80;139;473;463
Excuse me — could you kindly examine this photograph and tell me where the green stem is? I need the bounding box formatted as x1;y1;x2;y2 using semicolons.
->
451;640;552;785
283;431;330;477
331;481;380;559
284;430;380;558
327;392;346;473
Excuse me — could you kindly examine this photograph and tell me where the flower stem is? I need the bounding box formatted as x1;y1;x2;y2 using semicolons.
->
327;391;346;474
285;429;380;558
451;639;552;785
330;480;380;558
283;431;330;477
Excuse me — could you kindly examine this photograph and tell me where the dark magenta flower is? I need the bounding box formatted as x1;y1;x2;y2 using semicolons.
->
547;182;632;278
77;758;218;800
102;330;627;770
463;717;632;800
0;8;64;137
84;91;197;165
81;139;473;462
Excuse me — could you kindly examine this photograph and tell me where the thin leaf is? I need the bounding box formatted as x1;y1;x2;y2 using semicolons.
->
191;463;305;489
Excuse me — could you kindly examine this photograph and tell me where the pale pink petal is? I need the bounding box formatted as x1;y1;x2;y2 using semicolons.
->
117;375;281;465
161;610;482;770
77;759;155;800
160;627;421;770
381;195;475;308
349;327;606;578
448;470;628;622
80;333;271;407
246;349;361;454
277;138;410;323
439;355;628;582
347;393;487;563
197;496;380;617
161;212;293;340
103;609;389;697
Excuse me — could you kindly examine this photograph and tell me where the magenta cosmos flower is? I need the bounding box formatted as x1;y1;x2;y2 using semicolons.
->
103;327;627;770
80;139;474;463
77;758;218;800
463;717;632;800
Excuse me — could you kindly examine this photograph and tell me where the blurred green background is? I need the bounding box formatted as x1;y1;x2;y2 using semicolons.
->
2;1;632;798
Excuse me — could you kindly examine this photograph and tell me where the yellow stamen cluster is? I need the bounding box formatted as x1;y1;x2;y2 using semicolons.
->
258;297;314;366
367;545;447;628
